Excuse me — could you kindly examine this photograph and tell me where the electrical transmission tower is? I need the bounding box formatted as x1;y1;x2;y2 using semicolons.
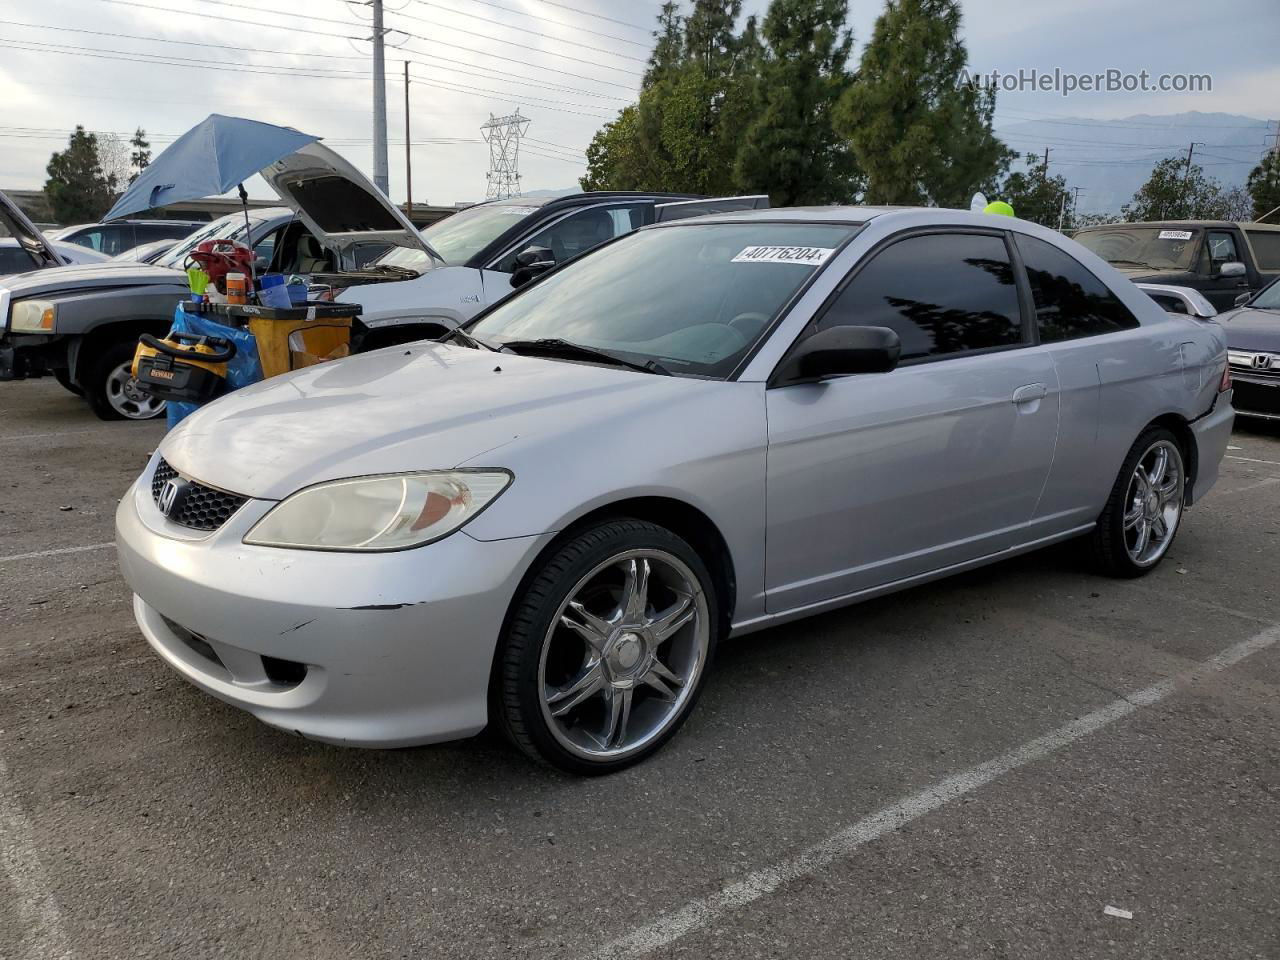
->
480;111;530;200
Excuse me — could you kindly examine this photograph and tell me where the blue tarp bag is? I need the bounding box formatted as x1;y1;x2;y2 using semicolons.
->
165;304;264;428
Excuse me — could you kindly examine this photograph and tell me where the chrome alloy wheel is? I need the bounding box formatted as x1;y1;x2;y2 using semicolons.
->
537;549;710;761
1123;439;1184;567
106;361;166;420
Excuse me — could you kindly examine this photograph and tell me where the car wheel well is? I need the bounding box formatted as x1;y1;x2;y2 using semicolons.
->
486;496;736;727
74;319;170;381
1145;413;1197;497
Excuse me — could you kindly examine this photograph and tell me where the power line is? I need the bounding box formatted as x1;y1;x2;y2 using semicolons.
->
95;0;361;41
2;17;627;104
452;0;649;47
406;0;647;58
387;30;635;90
524;0;653;33
390;6;645;75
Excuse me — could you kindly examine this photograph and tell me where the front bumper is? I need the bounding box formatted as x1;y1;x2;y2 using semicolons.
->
1187;391;1234;504
0;334;62;380
1228;373;1280;420
116;459;552;747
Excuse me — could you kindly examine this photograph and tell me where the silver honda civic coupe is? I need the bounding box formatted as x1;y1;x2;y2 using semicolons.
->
116;206;1234;774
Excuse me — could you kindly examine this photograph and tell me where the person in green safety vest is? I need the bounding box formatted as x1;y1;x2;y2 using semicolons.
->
983;200;1015;217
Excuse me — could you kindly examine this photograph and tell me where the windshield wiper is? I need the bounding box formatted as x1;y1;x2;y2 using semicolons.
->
369;263;419;278
499;338;671;375
1108;258;1157;269
444;327;497;351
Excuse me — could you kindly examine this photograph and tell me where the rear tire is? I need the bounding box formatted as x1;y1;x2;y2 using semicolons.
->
496;519;718;775
83;341;166;422
1090;427;1186;578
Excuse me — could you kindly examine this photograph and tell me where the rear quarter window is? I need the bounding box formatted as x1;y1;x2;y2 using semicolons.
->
1245;229;1280;271
1016;235;1139;342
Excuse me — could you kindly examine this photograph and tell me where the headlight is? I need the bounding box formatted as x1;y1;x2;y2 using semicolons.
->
11;300;56;333
243;470;512;551
1227;350;1254;366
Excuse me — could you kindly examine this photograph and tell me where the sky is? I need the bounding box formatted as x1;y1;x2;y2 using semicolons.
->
1;0;1276;207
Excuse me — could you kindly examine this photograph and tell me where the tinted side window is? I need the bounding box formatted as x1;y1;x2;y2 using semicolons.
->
817;232;1023;362
1245;229;1280;271
494;204;647;272
1016;235;1139;342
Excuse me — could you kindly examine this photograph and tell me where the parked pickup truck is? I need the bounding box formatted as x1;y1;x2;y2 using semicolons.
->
1074;220;1280;312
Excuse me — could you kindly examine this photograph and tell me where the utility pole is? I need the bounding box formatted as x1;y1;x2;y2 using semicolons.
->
371;0;389;196
1072;186;1084;220
1043;146;1050;170
404;60;412;219
1183;141;1205;179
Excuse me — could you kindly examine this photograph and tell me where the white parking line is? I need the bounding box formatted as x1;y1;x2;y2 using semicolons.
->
585;624;1280;959
0;543;114;564
0;756;72;960
0;429;98;443
1227;455;1280;467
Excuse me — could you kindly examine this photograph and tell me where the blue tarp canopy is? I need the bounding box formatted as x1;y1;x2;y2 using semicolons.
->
106;114;319;221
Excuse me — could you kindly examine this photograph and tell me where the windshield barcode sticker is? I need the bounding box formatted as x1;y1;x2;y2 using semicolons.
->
1158;230;1193;240
732;245;836;266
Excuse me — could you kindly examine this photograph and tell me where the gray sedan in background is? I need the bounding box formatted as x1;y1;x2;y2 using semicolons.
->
116;207;1234;774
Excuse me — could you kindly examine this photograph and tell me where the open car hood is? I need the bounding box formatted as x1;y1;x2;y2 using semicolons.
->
0;189;63;269
259;142;427;260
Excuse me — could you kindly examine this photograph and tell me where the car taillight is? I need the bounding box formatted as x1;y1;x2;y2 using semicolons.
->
1220;362;1231;392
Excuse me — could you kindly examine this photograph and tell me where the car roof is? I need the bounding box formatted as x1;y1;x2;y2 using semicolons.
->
1075;220;1280;232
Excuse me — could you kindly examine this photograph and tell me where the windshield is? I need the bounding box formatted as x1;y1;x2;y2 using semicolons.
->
1075;226;1200;271
390;202;541;268
155;214;260;270
1250;278;1280;310
469;222;859;378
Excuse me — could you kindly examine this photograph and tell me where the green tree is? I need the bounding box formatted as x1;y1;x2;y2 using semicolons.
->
1121;156;1231;221
1247;151;1280;220
832;0;1012;207
999;153;1071;228
734;0;860;205
129;127;152;183
581;1;761;195
43;125;115;223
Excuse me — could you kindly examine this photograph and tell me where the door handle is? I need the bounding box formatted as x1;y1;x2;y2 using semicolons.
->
1012;383;1048;404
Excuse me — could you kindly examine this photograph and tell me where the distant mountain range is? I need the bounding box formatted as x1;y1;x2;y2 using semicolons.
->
994;111;1275;215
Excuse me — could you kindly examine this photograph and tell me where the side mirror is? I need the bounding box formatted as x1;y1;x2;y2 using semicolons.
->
1218;261;1246;278
1235;292;1252;307
510;245;556;289
775;325;901;386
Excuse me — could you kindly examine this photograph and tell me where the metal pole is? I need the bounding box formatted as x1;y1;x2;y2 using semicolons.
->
371;0;389;195
404;60;412;219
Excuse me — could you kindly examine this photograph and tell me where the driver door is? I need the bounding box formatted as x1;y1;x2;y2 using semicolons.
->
764;230;1060;613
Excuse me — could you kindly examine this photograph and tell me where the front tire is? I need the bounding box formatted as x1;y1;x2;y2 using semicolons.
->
1091;427;1186;578
84;341;167;421
53;368;84;397
496;519;718;775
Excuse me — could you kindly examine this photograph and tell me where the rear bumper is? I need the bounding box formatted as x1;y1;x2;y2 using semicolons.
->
1187;392;1234;504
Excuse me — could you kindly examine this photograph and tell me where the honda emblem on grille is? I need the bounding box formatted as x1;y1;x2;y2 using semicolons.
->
157;478;190;518
1252;353;1274;370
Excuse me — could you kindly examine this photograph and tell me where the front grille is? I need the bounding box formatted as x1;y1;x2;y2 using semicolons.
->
1229;361;1280;383
151;457;248;532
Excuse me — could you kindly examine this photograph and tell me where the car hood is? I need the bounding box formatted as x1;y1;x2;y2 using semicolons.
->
1112;266;1189;281
161;342;713;500
1217;306;1280;351
0;189;62;269
0;260;185;299
259;141;428;260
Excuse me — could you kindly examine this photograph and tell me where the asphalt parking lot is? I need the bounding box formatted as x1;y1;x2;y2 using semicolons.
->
2;378;1278;960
